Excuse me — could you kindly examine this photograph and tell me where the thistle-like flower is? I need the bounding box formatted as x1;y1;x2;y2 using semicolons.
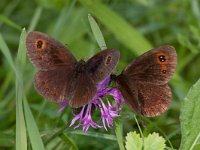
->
58;76;124;132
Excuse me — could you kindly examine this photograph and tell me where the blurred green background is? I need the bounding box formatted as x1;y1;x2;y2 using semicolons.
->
0;0;200;149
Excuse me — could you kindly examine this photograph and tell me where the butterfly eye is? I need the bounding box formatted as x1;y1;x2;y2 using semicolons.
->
105;55;112;65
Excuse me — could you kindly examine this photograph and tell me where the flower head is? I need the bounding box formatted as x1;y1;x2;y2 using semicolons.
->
58;76;124;132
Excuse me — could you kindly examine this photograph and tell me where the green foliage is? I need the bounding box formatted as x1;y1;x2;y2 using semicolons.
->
180;79;200;150
125;131;166;150
79;0;152;55
125;132;142;150
88;14;107;50
0;0;200;149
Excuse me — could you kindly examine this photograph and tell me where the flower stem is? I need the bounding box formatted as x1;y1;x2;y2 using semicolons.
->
115;122;125;150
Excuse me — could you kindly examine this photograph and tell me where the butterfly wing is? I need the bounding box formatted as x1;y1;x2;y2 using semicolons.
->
34;66;74;102
117;75;171;117
68;49;120;108
67;72;97;108
26;31;77;102
85;49;120;82
116;45;177;117
26;31;77;70
123;45;177;84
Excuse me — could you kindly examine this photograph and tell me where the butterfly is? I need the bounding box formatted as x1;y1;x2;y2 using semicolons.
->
26;31;120;108
115;45;177;117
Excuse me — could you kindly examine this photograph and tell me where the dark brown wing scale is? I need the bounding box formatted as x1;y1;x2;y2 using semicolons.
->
34;67;74;102
26;31;120;108
86;49;120;82
123;45;176;84
116;45;177;117
26;31;77;70
68;49;120;108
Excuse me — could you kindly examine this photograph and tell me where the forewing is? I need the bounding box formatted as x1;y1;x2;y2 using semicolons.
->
34;66;74;102
123;45;177;84
85;49;120;82
67;73;97;108
26;31;77;70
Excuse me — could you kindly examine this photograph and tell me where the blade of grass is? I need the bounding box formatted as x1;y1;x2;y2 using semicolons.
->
0;33;17;73
17;28;45;150
44;126;67;145
52;0;77;38
190;132;200;150
0;14;21;31
15;28;27;150
28;6;43;32
88;14;107;50
115;122;125;150
17;28;27;67
0;70;13;100
79;0;152;55
69;130;117;141
0;31;27;150
24;98;45;150
0;0;20;27
60;133;78;150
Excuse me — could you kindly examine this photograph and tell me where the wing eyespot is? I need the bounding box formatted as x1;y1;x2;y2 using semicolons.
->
156;52;169;74
158;55;166;62
105;55;112;65
162;70;167;74
41;81;46;85
35;39;46;50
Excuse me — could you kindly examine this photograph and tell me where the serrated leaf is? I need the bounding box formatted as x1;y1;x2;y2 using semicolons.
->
144;132;166;150
125;131;142;150
180;78;200;150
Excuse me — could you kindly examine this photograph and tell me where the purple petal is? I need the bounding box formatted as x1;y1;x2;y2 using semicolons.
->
65;74;125;132
58;100;69;113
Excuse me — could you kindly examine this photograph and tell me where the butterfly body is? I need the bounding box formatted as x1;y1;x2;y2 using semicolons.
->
26;31;120;108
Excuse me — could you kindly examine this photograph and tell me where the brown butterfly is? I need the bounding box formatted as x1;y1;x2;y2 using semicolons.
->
115;45;177;117
26;31;120;108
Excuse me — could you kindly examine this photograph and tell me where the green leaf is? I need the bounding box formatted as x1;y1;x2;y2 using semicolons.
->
88;14;107;50
144;132;166;150
125;131;142;150
125;132;166;150
79;0;152;55
180;78;200;150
